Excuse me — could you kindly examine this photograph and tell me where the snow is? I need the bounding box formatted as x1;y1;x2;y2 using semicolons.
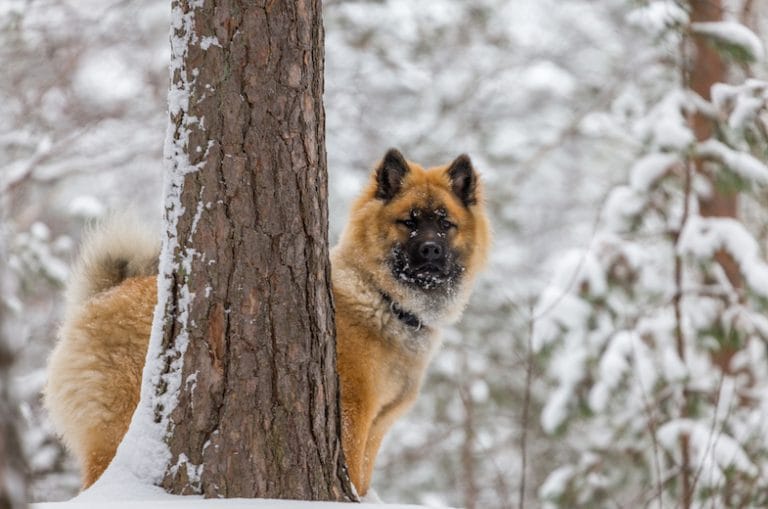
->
588;330;634;412
469;379;490;403
74;48;146;106
657;418;758;486
3;475;25;509
532;287;591;352
659;344;687;383
522;60;575;98
32;499;433;509
540;341;587;433
13;223;70;284
629;152;680;192
728;95;764;130
634;90;694;150
67;196;106;219
678;215;768;298
627;1;688;35
695;138;768;184
711;80;768;130
199;36;220;50
548;249;607;299
603;185;645;232
691;21;765;62
538;465;574;503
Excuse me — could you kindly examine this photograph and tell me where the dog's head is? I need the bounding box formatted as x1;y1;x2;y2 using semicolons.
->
376;148;482;293
340;148;490;317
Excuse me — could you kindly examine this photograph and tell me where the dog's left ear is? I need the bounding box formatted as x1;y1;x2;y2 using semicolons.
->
375;148;410;202
447;154;478;206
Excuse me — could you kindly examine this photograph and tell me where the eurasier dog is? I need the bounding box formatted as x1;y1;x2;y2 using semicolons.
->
45;149;490;495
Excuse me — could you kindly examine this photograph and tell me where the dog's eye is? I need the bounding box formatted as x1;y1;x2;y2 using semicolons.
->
440;219;455;230
398;219;417;229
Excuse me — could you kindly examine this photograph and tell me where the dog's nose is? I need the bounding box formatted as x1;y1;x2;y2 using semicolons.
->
419;241;443;261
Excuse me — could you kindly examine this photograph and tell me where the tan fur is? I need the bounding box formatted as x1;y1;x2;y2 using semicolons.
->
64;212;158;312
44;215;159;488
44;154;490;495
45;276;156;487
333;157;490;494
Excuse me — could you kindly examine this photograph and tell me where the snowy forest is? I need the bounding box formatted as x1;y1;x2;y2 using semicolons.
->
3;0;768;507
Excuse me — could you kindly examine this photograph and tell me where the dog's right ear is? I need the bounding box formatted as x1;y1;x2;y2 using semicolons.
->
375;148;410;202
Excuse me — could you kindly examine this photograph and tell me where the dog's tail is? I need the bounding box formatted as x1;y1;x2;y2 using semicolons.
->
65;212;159;310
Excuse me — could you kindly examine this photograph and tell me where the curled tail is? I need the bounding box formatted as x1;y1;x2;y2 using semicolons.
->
66;212;159;310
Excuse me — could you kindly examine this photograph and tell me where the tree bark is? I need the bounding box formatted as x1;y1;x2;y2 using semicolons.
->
157;0;354;500
687;0;744;378
688;0;741;290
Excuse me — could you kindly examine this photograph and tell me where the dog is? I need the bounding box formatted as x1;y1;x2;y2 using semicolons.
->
44;148;490;495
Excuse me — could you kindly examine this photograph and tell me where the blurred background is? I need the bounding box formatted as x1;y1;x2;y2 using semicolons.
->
2;0;768;507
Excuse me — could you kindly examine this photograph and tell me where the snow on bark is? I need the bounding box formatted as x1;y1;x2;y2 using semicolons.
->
32;497;437;509
77;0;205;498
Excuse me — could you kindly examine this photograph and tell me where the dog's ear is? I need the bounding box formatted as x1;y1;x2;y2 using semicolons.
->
375;148;410;202
447;154;478;206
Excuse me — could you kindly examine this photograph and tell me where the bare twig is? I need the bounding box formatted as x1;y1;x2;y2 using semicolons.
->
517;302;535;509
631;337;665;509
458;374;479;509
689;375;729;495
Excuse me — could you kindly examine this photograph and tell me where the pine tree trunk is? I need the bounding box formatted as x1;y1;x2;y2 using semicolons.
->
688;0;744;377
689;0;741;290
157;0;354;500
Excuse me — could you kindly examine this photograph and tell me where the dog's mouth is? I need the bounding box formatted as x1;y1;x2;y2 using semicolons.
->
390;245;463;291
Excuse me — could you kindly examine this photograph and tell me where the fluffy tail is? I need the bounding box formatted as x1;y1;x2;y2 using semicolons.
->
65;212;159;310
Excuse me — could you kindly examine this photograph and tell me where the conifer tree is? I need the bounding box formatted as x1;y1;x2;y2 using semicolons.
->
535;2;768;507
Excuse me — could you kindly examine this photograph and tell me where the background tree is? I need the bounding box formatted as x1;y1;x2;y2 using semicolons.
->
0;343;27;509
148;0;355;500
1;219;27;509
535;1;768;507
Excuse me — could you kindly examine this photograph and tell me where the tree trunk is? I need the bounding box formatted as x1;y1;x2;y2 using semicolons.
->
689;0;741;290
688;0;743;377
157;0;354;500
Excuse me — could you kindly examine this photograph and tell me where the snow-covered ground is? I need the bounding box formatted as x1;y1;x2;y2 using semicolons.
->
33;499;432;509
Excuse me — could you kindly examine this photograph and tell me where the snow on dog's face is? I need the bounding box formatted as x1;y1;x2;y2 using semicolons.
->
388;206;464;292
341;148;490;309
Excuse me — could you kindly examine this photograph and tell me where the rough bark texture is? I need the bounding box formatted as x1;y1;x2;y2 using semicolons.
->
159;0;354;500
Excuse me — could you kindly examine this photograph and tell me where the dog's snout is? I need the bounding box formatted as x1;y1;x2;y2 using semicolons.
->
419;241;443;261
